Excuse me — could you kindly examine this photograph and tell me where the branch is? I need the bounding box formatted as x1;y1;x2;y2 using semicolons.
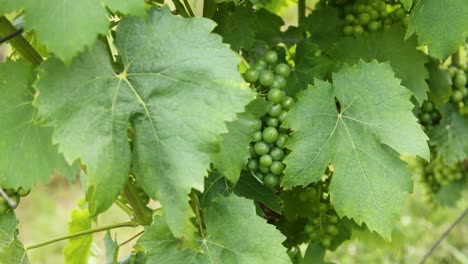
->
0;27;23;44
119;230;145;247
420;208;468;263
25;221;139;251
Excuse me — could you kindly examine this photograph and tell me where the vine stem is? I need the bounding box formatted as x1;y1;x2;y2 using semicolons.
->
191;192;205;239
123;181;153;225
203;0;216;18
119;230;145;247
172;0;190;18
25;221;139;251
0;16;42;66
114;199;134;217
183;0;195;17
420;208;468;263
298;0;306;27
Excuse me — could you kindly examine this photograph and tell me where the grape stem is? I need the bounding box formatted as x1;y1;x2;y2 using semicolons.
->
114;198;134;218
298;0;306;26
25;221;139;251
119;230;145;247
420;208;468;263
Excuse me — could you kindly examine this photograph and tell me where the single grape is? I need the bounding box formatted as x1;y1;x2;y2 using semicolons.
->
421;101;434;112
251;119;262;130
274;75;287;88
270;161;285;175
345;14;355;23
270;147;284;161
254;141;270;155
275;63;291;77
267;88;284;103
266;117;279;127
393;8;406;19
243;68;259;83
327;225;339;236
264;173;279;188
276;134;288;148
252;131;262;142
281;97;294;110
369;10;379;20
278;110;288;122
343;25;354;35
264;51;278;65
451;90;464;102
353;25;364;35
247;159;259;171
368;21;381;32
263;127;279;143
454;73;467;88
270;79;283;90
259;154;273;167
321;237;332;248
268;104;282;117
358;13;371;25
259;70;274;87
255;59;268;70
304;224;314;234
328;215;339;224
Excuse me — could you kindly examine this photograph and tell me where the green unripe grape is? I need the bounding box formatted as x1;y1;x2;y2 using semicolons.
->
270;147;284;161
364;5;373;12
380;10;388;18
377;2;386;11
259;70;274;87
329;215;339;224
270;79;283;90
358;13;371;25
17;187;30;197
355;4;365;13
369;9;379;20
276;134;288;148
368;21;381;32
454;73;467;88
254;141;270;155
278;110;288;122
353;25;364;35
255;59;268;70
259;154;273;167
270;161;285;175
268;104;282;117
0;203;9;214
421;101;434;112
344;25;354;35
462;87;468;97
309;230;320;240
259;165;270;174
274;75;287;89
420;113;431;123
401;15;410;26
393;8;406;19
243;68;259;83
304;224;314;234
267;88;284;103
327;225;339;236
251;119;262;130
321;237;332;248
264;173;279;188
345;14;355;23
266;117;279;127
252;131;262;142
264;51;278;65
247;159;259;171
383;18;392;25
275;63;291;77
319;203;328;212
262;127;279;143
282;96;294;110
451;90;464;102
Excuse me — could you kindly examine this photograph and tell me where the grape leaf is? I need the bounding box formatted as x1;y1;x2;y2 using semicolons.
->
0;212;29;264
214;4;257;50
212;98;271;183
5;0;145;62
0;0;17;15
282;61;429;239
429;106;468;165
64;208;93;264
328;26;430;104
104;232;119;264
34;7;253;246
254;8;284;46
136;195;290;263
426;61;453;106
233;170;282;213
0;60;75;189
304;8;345;50
302;243;331;264
406;0;468;61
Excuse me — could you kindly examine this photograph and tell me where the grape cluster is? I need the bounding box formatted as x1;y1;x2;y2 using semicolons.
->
447;65;468;115
415;100;441;131
300;168;346;249
243;51;293;188
0;187;30;214
421;154;466;198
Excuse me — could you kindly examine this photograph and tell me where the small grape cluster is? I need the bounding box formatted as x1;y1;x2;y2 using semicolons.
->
446;65;468;115
243;50;293;188
300;169;344;249
415;100;441;131
0;187;30;214
421;154;466;199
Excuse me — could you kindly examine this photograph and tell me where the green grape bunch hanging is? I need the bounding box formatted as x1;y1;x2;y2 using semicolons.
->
446;64;468;115
0;187;30;214
243;50;294;188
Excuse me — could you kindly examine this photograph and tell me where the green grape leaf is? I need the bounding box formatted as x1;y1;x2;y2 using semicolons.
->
254;8;284;46
64;208;93;264
0;0;17;15
302;243;331;264
105;232;119;264
0;60;75;189
434;179;466;207
137;195;290;263
399;0;413;11
282;61;429;239
214;4;256;50
34;7;253;246
285;40;336;98
406;0;468;60
304;8;345;50
7;0;145;62
426;61;453;106
329;26;430;104
429;106;468;164
0;211;29;264
212;98;271;183
233;170;282;213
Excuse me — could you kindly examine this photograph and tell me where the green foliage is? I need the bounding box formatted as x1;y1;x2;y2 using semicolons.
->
63;207;93;264
0;212;29;263
104;232;119;264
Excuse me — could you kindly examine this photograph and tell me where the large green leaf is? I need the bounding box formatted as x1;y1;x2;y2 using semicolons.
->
282;61;429;239
304;7;345;50
212;98;271;183
137;195;290;263
63;208;93;264
426;61;453;106
429;106;468;165
214;4;257;50
329;26;430;104
0;212;29;264
34;7;253;246
406;0;468;60
0;60;75;189
3;0;145;62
